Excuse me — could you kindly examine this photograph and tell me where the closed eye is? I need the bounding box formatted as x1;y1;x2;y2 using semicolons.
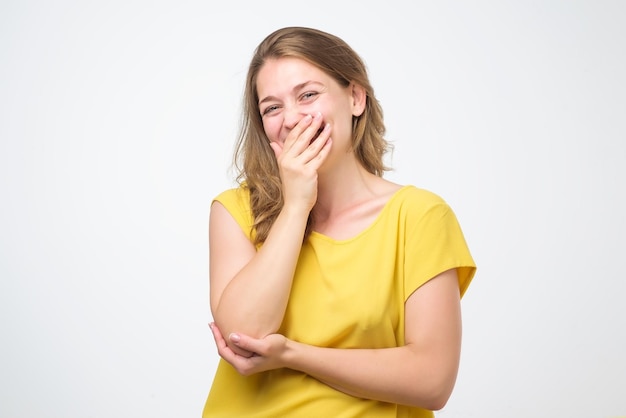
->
300;91;318;101
261;104;280;116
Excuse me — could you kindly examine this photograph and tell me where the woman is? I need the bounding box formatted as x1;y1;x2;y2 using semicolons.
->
203;26;476;417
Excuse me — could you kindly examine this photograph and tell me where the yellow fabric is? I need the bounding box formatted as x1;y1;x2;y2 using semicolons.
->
203;185;476;418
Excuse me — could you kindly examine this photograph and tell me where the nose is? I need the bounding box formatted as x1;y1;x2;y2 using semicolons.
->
283;105;307;131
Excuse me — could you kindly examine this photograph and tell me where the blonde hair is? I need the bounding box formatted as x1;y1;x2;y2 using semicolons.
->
233;26;390;245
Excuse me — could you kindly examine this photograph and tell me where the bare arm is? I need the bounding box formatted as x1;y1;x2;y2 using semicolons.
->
286;269;462;409
210;113;332;354
209;200;309;353
213;269;462;410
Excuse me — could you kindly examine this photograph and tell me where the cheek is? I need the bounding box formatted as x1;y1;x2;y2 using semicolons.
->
262;119;280;142
333;116;354;142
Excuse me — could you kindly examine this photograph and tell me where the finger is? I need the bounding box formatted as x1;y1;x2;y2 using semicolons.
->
211;334;255;375
229;332;266;356
308;137;333;169
300;122;331;164
269;141;282;159
209;322;228;349
283;112;328;158
283;114;313;152
290;112;325;154
209;323;237;361
210;323;254;358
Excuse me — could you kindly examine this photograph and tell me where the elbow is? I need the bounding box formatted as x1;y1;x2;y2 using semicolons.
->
211;316;264;359
214;316;280;339
424;391;452;411
409;371;457;411
212;306;279;339
429;369;458;410
409;348;460;410
415;386;453;411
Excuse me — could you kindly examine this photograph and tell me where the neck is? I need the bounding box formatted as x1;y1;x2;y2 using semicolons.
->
313;156;379;222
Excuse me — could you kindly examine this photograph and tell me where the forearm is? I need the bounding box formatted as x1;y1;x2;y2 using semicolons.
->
213;270;464;407
213;206;309;337
283;341;459;410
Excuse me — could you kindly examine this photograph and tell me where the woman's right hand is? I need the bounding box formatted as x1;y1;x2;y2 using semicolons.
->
269;112;332;213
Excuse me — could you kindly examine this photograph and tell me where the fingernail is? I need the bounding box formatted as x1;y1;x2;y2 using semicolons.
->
314;111;322;119
229;333;241;343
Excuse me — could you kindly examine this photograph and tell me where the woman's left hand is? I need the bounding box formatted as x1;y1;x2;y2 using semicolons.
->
209;322;289;376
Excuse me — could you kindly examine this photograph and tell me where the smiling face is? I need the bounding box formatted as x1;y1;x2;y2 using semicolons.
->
256;57;365;152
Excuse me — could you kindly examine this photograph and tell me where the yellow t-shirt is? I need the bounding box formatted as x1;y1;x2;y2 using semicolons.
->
203;185;476;418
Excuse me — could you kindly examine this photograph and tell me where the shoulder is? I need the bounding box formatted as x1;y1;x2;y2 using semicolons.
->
391;185;449;216
213;186;251;213
212;185;254;232
214;185;250;205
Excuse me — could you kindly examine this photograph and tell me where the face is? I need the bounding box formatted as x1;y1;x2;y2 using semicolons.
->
256;57;365;150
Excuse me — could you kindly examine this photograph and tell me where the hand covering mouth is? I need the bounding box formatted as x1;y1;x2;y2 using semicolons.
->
311;126;324;144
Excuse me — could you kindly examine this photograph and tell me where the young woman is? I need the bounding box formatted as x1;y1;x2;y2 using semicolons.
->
203;26;476;418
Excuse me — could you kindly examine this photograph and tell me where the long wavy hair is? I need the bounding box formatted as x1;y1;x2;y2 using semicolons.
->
233;26;391;245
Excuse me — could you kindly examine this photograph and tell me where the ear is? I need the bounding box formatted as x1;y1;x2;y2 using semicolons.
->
350;83;366;117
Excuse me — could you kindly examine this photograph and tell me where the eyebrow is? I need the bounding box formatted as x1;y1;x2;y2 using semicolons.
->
258;80;323;106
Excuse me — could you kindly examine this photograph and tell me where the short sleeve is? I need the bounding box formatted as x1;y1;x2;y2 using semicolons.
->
213;187;255;242
404;201;476;300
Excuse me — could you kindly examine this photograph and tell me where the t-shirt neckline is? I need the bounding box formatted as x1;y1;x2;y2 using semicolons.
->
308;185;414;245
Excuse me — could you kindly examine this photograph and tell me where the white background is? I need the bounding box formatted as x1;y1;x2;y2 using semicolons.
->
1;1;625;417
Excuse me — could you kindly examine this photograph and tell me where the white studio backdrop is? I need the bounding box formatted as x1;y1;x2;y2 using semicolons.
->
1;1;624;417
